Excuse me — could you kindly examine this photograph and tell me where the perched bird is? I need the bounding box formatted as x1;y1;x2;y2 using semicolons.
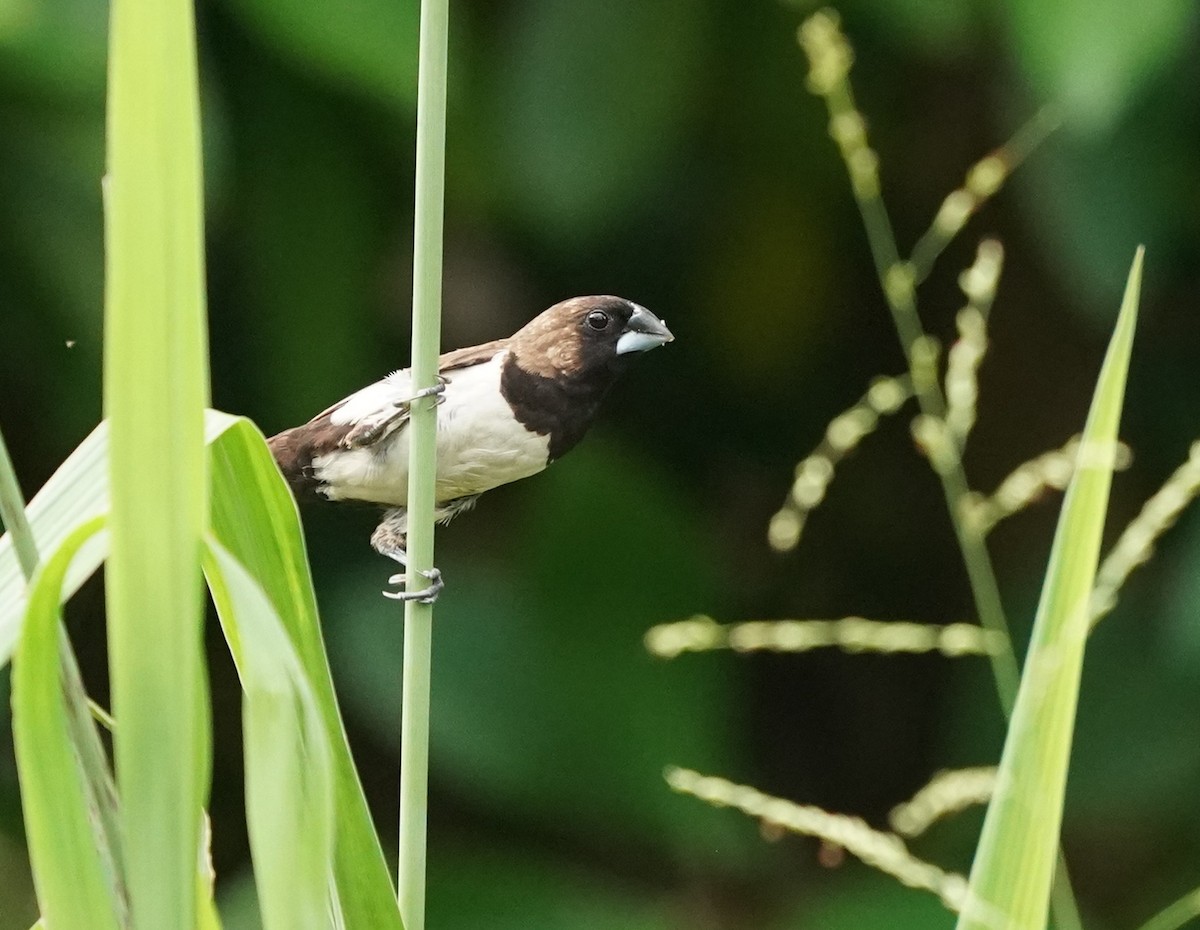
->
268;295;674;601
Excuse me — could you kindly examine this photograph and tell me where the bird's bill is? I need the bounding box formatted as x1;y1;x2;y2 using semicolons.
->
616;304;675;355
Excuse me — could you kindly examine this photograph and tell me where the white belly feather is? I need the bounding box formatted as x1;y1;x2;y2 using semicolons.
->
311;353;550;506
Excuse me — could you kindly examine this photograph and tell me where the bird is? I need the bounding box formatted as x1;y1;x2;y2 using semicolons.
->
268;295;674;602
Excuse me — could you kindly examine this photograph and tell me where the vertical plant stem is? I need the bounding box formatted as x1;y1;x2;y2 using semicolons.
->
398;0;449;926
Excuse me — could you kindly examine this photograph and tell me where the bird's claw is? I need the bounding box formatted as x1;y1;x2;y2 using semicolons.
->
382;567;444;604
396;380;447;409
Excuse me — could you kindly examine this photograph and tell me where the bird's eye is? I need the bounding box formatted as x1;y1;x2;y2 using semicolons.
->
585;310;610;331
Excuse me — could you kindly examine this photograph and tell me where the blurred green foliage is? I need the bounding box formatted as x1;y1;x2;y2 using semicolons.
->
2;0;1200;927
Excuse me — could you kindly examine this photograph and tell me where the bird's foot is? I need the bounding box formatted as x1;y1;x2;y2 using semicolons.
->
376;534;444;603
383;567;444;604
396;380;447;409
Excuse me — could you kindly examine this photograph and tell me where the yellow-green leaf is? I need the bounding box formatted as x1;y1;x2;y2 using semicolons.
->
208;413;405;929
204;536;333;930
13;516;121;930
1;411;405;928
956;248;1143;929
104;0;211;920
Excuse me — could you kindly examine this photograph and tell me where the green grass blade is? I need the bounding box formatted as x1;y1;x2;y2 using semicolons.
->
956;248;1144;930
0;422;111;662
0;417;252;661
1;412;402;925
0;422;127;904
207;414;404;929
104;0;211;920
12;516;121;930
203;536;333;930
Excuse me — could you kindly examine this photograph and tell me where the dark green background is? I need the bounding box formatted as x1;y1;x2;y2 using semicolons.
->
2;0;1199;927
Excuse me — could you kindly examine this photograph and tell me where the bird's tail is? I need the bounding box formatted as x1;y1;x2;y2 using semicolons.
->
266;427;320;500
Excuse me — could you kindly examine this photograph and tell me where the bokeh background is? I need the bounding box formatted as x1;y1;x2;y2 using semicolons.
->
2;0;1200;927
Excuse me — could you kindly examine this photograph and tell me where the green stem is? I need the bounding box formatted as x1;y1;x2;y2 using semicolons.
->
398;0;450;926
0;427;127;915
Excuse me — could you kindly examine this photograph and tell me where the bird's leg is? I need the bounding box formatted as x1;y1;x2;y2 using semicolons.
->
372;510;444;604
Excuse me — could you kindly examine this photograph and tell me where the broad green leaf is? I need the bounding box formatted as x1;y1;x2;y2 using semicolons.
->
956;249;1143;930
0;417;235;662
104;0;211;922
207;413;404;929
12;515;121;930
0;422;128;913
0;421;111;661
1;410;406;926
204;537;332;930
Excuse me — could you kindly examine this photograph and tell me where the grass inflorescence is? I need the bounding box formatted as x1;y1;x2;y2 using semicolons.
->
666;767;969;912
649;8;1200;928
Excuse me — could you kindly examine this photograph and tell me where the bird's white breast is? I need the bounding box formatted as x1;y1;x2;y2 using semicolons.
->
312;352;551;506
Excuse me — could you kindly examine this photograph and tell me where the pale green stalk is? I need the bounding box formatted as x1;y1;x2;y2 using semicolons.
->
104;0;210;924
398;0;450;926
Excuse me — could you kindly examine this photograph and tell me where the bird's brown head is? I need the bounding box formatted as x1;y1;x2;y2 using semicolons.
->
509;296;674;380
